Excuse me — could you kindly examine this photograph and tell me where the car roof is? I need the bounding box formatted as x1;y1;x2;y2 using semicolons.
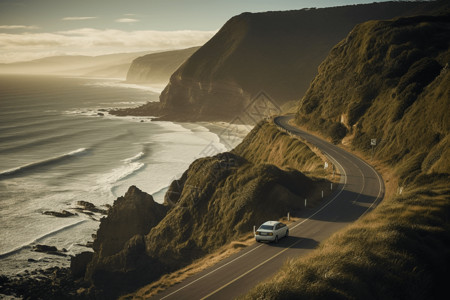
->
261;221;280;226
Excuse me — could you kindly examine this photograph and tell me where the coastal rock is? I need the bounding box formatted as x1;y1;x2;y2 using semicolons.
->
0;267;79;299
33;244;58;253
75;201;108;215
84;186;168;295
43;210;76;218
33;245;67;256
70;251;93;279
77;201;95;210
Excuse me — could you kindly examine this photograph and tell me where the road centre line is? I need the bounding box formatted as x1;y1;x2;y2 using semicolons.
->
200;238;304;300
160;244;264;299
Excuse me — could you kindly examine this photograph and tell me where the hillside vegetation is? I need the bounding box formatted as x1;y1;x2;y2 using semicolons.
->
75;121;332;298
113;1;447;121
296;14;449;184
243;12;450;299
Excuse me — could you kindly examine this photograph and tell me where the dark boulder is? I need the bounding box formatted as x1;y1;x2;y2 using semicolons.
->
43;210;76;218
71;251;94;279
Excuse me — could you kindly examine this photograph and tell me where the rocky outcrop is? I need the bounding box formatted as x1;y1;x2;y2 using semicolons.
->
70;251;93;278
0;267;80;299
113;1;446;121
126;47;200;84
75;201;109;215
76;186;167;296
43;210;77;218
33;245;67;257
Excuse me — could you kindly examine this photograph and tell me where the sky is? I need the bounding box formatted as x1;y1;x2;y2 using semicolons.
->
0;0;398;63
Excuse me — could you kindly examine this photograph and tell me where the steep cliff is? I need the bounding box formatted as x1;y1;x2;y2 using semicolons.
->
244;12;450;300
114;1;446;121
126;47;200;84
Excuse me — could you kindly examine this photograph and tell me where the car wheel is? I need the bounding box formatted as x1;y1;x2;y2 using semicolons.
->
275;236;278;243
285;229;289;237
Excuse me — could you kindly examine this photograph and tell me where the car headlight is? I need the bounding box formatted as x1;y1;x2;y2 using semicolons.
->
268;232;273;236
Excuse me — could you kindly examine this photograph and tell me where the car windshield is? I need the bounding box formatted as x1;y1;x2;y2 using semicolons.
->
259;225;274;230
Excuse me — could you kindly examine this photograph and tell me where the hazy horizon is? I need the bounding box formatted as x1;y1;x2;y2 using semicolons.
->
1;0;400;63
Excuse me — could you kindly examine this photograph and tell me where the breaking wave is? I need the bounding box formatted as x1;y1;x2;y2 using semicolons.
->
0;148;88;178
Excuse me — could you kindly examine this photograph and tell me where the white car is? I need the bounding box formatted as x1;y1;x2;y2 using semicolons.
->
255;221;289;243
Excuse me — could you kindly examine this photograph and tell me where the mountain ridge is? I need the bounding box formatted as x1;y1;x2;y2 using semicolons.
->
112;1;448;121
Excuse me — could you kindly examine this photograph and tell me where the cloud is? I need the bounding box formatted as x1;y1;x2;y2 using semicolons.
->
0;25;39;30
62;17;97;21
115;18;139;23
0;28;216;63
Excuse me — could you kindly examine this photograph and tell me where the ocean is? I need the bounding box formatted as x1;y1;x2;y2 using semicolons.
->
0;75;244;276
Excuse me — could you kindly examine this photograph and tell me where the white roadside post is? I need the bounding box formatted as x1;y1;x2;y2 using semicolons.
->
322;190;324;199
287;212;290;221
305;198;307;207
331;183;333;190
253;225;256;236
371;138;377;160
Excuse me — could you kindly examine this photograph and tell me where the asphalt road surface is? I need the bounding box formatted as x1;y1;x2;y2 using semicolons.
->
152;115;385;300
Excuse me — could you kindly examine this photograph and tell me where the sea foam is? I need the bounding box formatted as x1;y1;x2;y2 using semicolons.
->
0;219;87;259
122;151;145;163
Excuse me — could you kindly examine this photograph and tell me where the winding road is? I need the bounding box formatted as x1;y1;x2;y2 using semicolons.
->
151;115;385;300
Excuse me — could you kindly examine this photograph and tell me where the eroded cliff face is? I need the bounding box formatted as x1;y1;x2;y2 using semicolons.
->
117;1;446;121
76;121;330;297
126;47;200;84
296;13;450;183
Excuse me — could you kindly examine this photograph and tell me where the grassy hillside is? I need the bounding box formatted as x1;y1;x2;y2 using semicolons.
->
80;121;332;297
243;12;450;299
296;13;450;184
125;47;200;84
116;1;447;121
